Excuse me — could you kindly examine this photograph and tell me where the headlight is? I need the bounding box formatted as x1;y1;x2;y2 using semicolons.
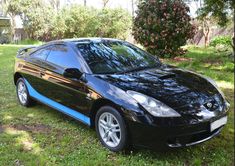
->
205;77;226;99
127;90;181;117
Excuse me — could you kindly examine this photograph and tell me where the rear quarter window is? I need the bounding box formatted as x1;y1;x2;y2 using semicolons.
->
30;47;51;60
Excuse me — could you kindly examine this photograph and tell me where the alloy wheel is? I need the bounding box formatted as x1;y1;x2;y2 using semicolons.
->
17;81;28;104
98;112;121;148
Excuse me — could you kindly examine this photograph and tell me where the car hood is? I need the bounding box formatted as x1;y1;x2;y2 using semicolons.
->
95;66;226;119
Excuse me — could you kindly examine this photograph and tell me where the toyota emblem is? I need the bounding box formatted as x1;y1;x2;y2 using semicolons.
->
206;102;213;108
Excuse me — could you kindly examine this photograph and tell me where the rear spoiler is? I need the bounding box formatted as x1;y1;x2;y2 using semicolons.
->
17;46;37;56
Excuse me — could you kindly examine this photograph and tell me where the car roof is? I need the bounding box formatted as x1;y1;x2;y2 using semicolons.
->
46;38;123;45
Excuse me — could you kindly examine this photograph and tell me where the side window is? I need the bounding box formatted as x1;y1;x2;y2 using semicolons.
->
46;44;80;69
30;47;50;60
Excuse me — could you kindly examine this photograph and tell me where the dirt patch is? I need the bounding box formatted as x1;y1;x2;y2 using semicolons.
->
0;124;51;133
13;124;51;133
201;59;223;65
161;57;193;63
0;125;4;133
173;57;193;62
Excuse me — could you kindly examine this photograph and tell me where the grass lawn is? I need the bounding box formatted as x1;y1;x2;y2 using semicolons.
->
0;45;234;165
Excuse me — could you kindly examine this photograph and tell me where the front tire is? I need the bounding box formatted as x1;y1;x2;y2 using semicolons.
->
95;106;128;152
16;78;33;107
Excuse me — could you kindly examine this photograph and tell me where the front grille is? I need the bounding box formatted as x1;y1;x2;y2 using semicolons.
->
167;127;222;147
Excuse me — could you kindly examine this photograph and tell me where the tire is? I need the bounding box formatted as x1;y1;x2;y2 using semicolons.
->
16;78;34;107
95;106;128;152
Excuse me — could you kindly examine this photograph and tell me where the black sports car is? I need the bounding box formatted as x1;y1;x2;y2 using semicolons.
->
14;38;230;151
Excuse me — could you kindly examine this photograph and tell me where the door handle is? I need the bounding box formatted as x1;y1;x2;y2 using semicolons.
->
39;71;45;77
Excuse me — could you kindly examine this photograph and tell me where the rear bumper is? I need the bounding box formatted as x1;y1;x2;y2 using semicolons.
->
127;115;227;149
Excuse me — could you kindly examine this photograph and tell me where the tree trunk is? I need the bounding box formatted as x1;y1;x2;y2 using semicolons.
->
10;14;16;42
233;9;235;57
202;19;211;47
102;0;109;8
131;0;135;18
205;29;210;47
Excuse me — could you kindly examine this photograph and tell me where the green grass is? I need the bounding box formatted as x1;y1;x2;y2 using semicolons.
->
0;45;234;165
12;39;44;45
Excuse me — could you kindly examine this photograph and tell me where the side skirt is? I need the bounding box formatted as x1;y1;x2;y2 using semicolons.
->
24;79;91;126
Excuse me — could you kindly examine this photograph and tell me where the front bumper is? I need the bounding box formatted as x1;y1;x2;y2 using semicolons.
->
127;114;227;149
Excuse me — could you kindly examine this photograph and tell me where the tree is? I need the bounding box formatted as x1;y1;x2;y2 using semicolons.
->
201;17;210;47
3;0;55;40
3;0;22;40
195;15;215;47
49;0;60;12
185;0;211;47
96;8;132;39
23;7;55;40
102;0;110;8
52;5;132;40
3;1;132;41
196;0;235;54
133;0;195;57
18;0;55;40
131;0;135;18
197;0;234;26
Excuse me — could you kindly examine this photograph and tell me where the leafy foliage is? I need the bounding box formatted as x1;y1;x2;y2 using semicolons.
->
4;0;22;17
209;36;232;48
52;6;131;40
194;0;235;55
197;0;234;26
22;5;55;41
52;5;97;39
0;34;10;44
133;0;195;57
95;8;132;39
4;0;132;41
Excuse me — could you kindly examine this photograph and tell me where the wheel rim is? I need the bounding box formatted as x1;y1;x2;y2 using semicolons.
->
17;81;27;104
98;112;121;148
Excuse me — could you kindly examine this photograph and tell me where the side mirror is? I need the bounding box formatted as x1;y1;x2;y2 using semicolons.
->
63;68;83;79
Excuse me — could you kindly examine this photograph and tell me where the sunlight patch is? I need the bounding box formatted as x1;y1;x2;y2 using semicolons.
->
16;130;42;154
3;115;13;120
27;113;34;117
3;126;42;154
217;81;234;90
4;127;23;135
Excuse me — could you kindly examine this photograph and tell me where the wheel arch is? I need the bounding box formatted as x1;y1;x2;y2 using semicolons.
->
89;98;124;128
14;72;23;85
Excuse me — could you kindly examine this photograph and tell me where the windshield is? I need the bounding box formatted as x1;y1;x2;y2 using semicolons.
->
76;40;161;74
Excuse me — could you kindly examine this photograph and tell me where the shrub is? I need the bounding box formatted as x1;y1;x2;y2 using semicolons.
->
19;0;55;41
0;34;10;44
133;0;195;58
52;5;132;40
209;36;232;48
52;5;97;38
95;8;132;39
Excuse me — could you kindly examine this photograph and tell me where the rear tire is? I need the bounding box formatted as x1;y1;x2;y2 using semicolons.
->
95;106;128;152
16;78;34;107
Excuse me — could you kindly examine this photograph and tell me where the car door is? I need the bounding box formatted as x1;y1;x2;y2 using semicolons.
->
21;46;51;95
39;44;92;117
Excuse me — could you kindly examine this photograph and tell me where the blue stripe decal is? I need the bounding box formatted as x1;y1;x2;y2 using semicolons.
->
24;79;91;125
